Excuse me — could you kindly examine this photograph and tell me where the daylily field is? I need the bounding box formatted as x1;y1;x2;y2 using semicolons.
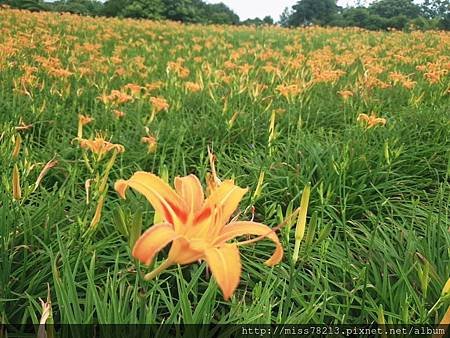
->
1;7;450;327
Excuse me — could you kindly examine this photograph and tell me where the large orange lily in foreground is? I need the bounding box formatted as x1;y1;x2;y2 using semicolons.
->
115;172;283;300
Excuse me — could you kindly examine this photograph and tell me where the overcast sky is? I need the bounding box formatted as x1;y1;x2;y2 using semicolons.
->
204;1;374;21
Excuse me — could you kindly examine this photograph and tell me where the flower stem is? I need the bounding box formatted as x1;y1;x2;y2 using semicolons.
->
144;259;174;281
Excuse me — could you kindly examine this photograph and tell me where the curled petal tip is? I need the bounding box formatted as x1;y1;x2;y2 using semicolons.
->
264;244;283;266
114;179;128;199
264;253;283;267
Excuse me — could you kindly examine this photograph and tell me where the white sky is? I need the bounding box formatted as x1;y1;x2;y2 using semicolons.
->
204;1;374;21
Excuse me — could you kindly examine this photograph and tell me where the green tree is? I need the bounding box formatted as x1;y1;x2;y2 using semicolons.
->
386;14;409;28
289;0;339;26
241;17;264;26
203;3;239;25
5;0;47;11
121;0;164;19
279;6;293;27
162;0;200;22
369;0;421;19
421;0;450;29
102;0;128;17
336;6;397;30
342;7;371;28
421;0;450;18
439;12;450;28
49;0;103;15
241;17;274;26
365;13;389;29
262;15;274;24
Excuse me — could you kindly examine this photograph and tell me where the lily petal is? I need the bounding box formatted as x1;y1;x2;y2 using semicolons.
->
132;223;179;265
174;175;204;214
168;237;204;265
204;244;241;300
115;172;188;228
215;221;283;266
203;180;248;225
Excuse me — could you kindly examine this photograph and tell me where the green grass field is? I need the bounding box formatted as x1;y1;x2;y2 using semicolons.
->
1;8;449;327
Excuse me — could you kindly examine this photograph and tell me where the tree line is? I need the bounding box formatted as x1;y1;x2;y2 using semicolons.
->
2;0;449;30
281;0;450;30
1;0;240;24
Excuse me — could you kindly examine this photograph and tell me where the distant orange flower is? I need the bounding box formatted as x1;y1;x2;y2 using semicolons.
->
313;69;345;83
78;135;124;156
402;79;416;90
338;90;354;100
123;83;142;96
141;135;157;153
149;96;169;122
424;71;445;84
185;82;202;93
167;61;190;78
223;60;237;70
145;81;164;93
357;113;387;129
262;63;281;76
113;110;125;119
78;114;93;138
79;114;93;126
276;84;301;99
98;90;133;106
47;68;72;78
150;97;169;112
389;72;416;89
238;63;253;75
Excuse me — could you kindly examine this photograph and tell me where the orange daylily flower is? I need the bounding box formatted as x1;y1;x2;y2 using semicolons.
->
149;96;169;122
123;83;143;96
145;81;164;92
357;113;387;129
185;81;202;93
78;114;94;138
79;114;93;126
150;96;169;113
141;135;157;154
276;84;301;99
113;109;125;119
114;172;283;300
338;90;354;100
78;136;125;155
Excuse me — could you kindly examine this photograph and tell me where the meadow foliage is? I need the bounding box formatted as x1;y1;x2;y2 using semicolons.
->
0;8;449;326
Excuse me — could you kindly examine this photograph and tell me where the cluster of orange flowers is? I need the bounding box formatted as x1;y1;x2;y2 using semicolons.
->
357;113;387;129
78;136;125;155
98;90;134;106
276;84;302;99
167;59;190;78
149;96;169;113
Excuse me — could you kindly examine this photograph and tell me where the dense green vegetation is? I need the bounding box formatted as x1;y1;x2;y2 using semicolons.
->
2;0;450;30
285;0;450;30
2;0;240;24
1;7;449;328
